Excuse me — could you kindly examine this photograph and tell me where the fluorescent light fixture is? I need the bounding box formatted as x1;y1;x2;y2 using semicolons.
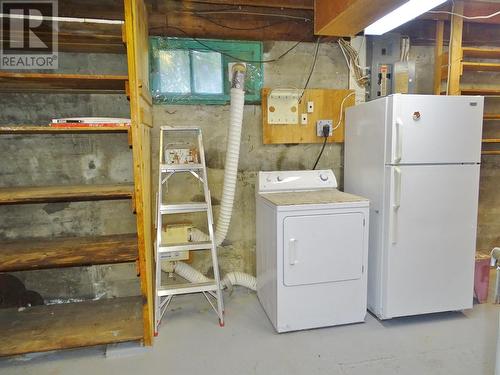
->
365;0;447;35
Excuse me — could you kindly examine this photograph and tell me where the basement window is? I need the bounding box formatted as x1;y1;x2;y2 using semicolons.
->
150;37;263;104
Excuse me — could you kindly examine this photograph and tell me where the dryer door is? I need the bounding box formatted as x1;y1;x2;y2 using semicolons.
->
283;212;364;287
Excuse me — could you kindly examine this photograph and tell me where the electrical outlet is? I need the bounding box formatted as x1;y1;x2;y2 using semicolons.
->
301;113;308;125
307;101;314;113
316;120;333;137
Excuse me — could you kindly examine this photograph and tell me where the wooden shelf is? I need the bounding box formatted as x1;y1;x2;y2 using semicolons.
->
484;114;500;120
0;184;134;205
462;62;500;72
0;72;128;93
0;126;130;134
482;150;500;155
482;138;500;143
0;296;143;357
459;87;500;96
462;47;500;59
0;233;138;272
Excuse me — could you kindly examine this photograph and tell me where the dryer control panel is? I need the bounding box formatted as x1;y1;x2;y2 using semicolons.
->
258;170;337;192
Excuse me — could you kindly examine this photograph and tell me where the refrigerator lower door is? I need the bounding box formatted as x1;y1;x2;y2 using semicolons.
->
381;164;480;318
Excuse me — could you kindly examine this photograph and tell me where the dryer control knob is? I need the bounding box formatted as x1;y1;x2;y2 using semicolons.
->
277;176;283;182
319;173;329;181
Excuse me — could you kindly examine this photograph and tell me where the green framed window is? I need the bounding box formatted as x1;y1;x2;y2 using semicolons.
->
150;37;263;105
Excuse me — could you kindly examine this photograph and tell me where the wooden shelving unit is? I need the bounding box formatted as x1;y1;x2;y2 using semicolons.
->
433;3;500;156
0;72;128;93
0;296;143;357
0;0;154;357
0;234;137;272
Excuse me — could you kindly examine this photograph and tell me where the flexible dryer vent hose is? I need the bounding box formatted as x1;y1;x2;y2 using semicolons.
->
161;63;256;291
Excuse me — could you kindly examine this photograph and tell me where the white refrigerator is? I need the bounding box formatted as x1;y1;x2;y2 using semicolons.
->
344;94;484;319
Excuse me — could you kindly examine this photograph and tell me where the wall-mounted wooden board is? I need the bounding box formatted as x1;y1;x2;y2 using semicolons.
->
262;88;355;144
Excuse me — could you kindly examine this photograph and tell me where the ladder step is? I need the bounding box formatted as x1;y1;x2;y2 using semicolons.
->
159;241;212;253
161;126;200;132
161;163;204;172
160;202;208;214
157;282;217;296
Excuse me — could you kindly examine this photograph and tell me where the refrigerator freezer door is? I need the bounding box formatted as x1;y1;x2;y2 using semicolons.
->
382;164;480;318
387;95;484;165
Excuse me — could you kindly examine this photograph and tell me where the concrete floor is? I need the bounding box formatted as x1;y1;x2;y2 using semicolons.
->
1;286;499;375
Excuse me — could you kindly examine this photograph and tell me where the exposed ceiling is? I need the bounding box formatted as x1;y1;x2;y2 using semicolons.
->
3;0;499;54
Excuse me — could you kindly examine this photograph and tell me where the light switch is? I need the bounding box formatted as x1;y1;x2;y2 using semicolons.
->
307;101;314;113
301;113;308;125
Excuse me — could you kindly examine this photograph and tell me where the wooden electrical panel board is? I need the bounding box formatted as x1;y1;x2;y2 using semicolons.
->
262;88;355;144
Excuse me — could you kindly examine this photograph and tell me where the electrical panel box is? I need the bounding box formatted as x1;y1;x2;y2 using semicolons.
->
377;64;392;97
267;89;300;124
366;33;417;101
394;61;416;94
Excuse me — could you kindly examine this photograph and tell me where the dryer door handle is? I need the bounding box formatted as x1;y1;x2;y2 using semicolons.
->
289;238;298;265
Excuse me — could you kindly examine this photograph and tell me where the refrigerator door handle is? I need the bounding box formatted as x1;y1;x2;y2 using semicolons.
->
391;167;402;244
289;238;298;265
394;118;403;163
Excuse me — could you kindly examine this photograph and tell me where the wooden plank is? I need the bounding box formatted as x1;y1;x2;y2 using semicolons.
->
462;61;500;72
0;126;129;134
0;234;138;272
459;87;500;96
0;296;143;357
482;151;500;155
0;72;128;93
434;20;445;95
262;88;354;144
484;113;500;120
0;184;134;205
463;47;500;59
314;0;407;36
482;139;500;143
448;1;464;96
182;0;313;9
124;0;154;345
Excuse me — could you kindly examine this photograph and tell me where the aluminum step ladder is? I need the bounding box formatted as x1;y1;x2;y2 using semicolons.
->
154;126;224;334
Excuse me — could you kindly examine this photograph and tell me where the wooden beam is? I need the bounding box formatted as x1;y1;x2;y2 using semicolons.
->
149;12;314;41
434;20;444;95
176;0;313;10
124;0;154;346
395;20;500;46
314;0;407;36
448;1;464;96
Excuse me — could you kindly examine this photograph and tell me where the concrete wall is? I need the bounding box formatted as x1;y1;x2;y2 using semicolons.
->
153;41;349;275
0;42;498;303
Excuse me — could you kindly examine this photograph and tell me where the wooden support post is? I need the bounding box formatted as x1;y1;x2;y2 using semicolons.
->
434;20;444;95
448;1;464;95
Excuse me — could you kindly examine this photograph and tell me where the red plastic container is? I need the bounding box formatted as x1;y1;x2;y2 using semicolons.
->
474;256;491;303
